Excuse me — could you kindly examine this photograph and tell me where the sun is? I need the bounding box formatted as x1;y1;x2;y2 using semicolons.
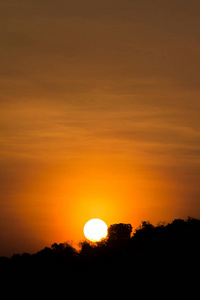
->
84;218;108;242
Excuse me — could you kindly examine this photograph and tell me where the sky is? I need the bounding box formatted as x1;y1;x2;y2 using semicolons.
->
1;0;200;256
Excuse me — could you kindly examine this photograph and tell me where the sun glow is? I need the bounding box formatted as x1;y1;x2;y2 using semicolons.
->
84;218;108;242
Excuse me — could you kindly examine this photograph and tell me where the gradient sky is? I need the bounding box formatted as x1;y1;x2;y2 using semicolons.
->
1;0;200;256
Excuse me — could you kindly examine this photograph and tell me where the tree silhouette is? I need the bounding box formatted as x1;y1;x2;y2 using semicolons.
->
1;217;200;276
107;223;132;242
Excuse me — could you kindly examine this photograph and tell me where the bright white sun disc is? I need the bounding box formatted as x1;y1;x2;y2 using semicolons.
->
84;218;108;242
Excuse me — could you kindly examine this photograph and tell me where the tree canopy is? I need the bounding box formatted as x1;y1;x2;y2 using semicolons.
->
1;217;200;274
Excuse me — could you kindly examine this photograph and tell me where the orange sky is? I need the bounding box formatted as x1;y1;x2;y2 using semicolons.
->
1;0;200;256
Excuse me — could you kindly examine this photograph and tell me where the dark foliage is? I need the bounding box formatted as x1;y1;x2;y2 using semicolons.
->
107;223;132;241
1;218;200;283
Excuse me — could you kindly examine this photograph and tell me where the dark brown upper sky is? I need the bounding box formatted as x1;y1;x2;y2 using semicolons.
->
1;0;200;256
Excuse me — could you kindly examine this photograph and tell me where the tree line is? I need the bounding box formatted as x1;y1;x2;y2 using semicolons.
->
1;217;200;272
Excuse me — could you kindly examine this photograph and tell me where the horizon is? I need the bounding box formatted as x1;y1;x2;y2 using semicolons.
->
2;216;199;258
1;216;199;258
1;1;200;257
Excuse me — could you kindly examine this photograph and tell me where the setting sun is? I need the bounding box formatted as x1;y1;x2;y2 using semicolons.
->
84;219;108;242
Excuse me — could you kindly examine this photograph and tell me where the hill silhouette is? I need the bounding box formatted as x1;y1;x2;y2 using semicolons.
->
1;217;199;272
1;217;199;296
